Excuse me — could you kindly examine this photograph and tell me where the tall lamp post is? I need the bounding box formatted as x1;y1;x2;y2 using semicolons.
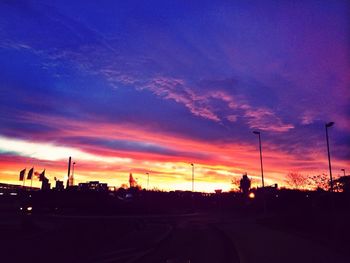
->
146;172;150;190
71;162;76;186
325;122;334;192
341;169;345;177
253;131;265;188
191;163;194;192
66;156;71;188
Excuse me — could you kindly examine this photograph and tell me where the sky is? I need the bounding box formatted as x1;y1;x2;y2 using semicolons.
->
0;0;349;192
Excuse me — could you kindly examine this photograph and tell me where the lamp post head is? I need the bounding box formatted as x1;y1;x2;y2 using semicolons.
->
253;131;260;135
326;122;334;128
191;163;194;166
341;169;345;172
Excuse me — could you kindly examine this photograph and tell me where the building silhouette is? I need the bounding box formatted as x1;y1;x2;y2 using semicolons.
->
55;180;64;191
78;181;108;192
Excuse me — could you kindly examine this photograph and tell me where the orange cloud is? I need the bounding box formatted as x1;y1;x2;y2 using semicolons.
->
1;113;348;192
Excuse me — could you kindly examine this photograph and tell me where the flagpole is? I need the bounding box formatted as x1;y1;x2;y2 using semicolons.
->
23;170;26;188
31;167;34;189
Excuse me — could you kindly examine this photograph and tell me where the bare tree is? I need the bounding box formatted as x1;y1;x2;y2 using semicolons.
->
286;172;331;191
230;177;241;192
285;172;308;189
306;174;330;191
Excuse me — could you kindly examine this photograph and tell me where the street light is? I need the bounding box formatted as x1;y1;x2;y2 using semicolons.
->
341;169;345;177
71;162;76;186
66;156;71;188
146;172;150;190
191;163;194;192
253;131;265;188
325;122;334;192
72;162;76;176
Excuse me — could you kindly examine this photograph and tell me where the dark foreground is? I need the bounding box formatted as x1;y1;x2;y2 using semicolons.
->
1;211;349;263
0;212;240;263
1;189;350;262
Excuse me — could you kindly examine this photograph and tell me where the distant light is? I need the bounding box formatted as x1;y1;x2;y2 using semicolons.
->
0;192;4;195
20;207;23;210
275;194;279;198
10;192;17;196
306;194;309;198
27;207;32;211
249;192;255;199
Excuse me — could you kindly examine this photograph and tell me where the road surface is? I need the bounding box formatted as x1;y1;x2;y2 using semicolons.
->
0;212;348;263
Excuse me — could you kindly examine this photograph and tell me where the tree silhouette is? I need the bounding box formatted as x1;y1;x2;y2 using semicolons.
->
285;172;332;190
285;172;308;189
230;177;241;192
307;174;330;191
333;176;350;192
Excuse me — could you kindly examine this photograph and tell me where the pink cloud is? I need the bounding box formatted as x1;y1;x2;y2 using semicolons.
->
87;70;295;131
227;115;238;122
140;76;294;131
244;108;294;132
142;77;221;121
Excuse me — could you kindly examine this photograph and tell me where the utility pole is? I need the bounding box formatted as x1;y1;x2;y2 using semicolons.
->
66;156;71;189
191;163;194;192
253;131;265;188
146;172;149;190
325;122;334;192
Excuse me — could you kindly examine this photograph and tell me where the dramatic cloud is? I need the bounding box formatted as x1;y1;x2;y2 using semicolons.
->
0;0;349;191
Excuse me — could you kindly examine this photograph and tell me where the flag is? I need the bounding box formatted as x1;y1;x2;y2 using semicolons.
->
19;169;26;181
39;170;46;181
27;167;34;180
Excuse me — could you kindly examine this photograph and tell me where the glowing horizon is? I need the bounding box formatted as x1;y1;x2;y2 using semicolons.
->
0;1;349;192
0;122;348;192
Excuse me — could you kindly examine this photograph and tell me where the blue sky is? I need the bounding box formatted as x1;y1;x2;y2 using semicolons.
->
0;0;349;191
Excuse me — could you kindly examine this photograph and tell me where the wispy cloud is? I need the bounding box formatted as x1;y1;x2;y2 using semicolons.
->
141;77;221;121
244;108;294;132
1;28;294;132
139;76;294;132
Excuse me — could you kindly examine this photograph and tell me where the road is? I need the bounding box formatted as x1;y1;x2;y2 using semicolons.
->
0;213;239;263
134;216;239;263
1;212;348;263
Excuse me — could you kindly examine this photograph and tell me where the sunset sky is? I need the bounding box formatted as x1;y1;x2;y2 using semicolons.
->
0;0;349;192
